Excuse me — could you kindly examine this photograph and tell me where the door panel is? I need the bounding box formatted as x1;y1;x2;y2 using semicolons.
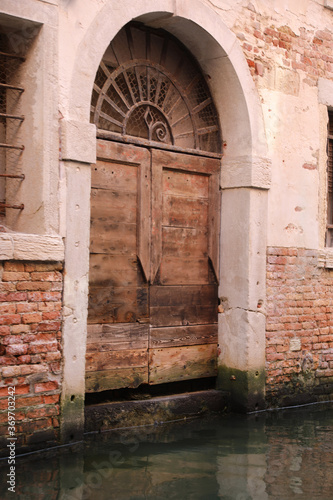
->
86;142;220;392
148;149;220;385
86;141;150;392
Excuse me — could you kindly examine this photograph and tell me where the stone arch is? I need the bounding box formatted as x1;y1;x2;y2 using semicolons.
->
60;0;271;441
67;0;268;159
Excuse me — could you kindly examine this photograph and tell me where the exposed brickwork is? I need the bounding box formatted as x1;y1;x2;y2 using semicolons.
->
234;6;333;83
266;248;333;406
0;261;63;455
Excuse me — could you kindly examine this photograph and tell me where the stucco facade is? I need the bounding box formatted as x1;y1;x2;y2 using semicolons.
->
0;0;333;452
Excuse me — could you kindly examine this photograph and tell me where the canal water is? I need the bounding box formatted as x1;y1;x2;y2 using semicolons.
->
1;402;333;499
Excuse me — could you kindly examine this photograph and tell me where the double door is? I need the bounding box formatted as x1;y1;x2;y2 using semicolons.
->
85;140;220;393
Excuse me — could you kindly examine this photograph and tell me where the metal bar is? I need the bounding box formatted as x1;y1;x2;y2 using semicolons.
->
0;83;24;92
193;97;213;115
0;113;24;121
0;143;24;150
0;203;24;210
171;112;190;129
0;51;25;61
0;174;25;179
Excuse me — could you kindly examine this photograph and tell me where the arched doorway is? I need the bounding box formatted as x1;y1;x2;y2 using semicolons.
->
85;23;222;393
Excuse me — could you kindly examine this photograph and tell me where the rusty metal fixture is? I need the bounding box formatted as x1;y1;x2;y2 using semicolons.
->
0;37;25;216
0;143;24;150
91;23;221;154
0;173;25;179
327;110;333;246
0;203;24;210
0;113;24;120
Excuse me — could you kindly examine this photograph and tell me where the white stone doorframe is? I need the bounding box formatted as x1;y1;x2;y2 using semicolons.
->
60;0;271;441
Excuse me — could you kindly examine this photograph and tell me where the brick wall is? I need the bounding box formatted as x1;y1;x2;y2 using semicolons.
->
266;247;333;406
234;6;333;83
0;261;63;455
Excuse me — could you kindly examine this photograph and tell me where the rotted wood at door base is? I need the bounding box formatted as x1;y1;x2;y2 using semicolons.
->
86;141;220;392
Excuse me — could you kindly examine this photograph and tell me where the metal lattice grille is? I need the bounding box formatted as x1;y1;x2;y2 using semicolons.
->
0;34;25;216
91;24;221;154
327;111;333;246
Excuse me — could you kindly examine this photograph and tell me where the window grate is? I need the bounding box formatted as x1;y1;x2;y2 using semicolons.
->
0;42;25;217
326;111;333;246
90;23;221;154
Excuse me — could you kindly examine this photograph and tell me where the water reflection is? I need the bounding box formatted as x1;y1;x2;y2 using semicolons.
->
0;403;332;499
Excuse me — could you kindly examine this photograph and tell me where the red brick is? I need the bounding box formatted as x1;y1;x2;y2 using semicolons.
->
4;262;25;272
43;394;60;404
2;366;22;377
29;342;58;354
19;364;48;376
28;292;61;302
17;418;50;433
34;381;59;393
14;395;43;408
243;42;253;51
26;406;59;419
50;362;61;373
36;322;61;332
38;302;55;312
17;282;51;291
0;314;21;325
17;355;31;364
24;262;63;272
45;352;61;361
11;324;30;334
0;303;16;314
0;292;28;302
2;271;30;281
6;344;28;356
254;30;264;40
31;271;62;282
22;312;43;324
0;283;16;292
0;326;10;335
264;27;277;37
16;303;38;313
42;311;61;321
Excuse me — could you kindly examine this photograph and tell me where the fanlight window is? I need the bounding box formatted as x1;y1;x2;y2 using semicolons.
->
91;23;221;154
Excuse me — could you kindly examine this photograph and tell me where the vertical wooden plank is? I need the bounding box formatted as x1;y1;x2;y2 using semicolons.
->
137;154;151;282
149;149;221;386
87;140;151;392
208;172;221;283
151;162;163;283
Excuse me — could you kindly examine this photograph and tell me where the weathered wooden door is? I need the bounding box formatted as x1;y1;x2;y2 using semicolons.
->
85;140;220;393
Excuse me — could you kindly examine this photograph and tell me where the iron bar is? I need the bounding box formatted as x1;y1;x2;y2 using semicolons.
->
0;203;24;210
0;51;25;61
0;174;25;179
0;113;24;121
0;143;24;150
0;83;24;92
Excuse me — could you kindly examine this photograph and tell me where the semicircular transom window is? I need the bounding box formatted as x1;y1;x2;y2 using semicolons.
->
90;23;221;154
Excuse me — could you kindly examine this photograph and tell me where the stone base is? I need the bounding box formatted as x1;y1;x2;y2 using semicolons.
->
84;390;230;433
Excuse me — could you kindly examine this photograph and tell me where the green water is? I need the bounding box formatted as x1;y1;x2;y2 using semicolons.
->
1;403;333;499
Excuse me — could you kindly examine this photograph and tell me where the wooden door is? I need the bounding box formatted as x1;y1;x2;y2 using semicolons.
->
148;149;220;385
85;141;150;392
86;141;220;393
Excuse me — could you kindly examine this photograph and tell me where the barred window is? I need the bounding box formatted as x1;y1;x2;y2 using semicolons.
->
0;29;25;224
327;110;333;246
